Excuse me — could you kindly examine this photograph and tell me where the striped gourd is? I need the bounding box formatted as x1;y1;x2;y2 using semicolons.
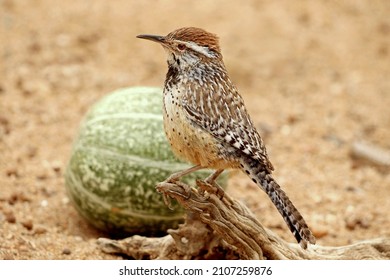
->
65;87;226;236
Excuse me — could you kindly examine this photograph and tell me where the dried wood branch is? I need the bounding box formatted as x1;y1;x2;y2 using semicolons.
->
98;179;390;260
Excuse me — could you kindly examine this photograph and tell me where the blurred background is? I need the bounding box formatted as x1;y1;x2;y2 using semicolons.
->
0;0;389;259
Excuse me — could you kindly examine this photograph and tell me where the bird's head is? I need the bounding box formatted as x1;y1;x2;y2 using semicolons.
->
137;27;222;69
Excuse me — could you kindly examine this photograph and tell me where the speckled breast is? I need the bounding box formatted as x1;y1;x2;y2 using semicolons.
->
162;86;231;169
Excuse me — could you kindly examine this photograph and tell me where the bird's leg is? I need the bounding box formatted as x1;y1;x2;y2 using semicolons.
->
164;165;204;183
197;169;225;199
156;165;205;208
205;169;224;183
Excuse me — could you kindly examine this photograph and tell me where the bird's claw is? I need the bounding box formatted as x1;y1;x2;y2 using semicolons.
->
196;178;225;200
156;180;192;209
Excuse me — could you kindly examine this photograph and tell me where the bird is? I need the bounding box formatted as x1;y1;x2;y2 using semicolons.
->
137;27;316;249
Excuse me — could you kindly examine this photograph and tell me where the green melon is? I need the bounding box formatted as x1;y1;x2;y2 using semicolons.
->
65;87;226;236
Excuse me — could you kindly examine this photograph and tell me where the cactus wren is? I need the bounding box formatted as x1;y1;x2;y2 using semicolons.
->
137;27;316;249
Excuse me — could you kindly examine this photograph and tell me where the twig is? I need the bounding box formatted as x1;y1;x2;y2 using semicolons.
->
351;141;390;167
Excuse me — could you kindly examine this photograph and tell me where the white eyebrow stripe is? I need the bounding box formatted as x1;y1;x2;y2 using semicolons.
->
185;41;215;58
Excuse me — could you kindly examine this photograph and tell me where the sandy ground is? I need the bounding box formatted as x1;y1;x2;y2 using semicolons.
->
1;0;389;259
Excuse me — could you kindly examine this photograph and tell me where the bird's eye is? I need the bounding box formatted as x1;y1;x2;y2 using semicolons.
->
177;44;186;51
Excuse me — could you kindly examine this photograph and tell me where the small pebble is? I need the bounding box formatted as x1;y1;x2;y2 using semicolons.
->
26;146;38;158
21;220;34;230
36;173;48;180
287;114;300;124
5;168;18;178
62;248;71;255
61;197;70;204
345;186;358;192
74;236;83;242
8;192;31;205
5;233;14;240
280;124;292;135
0;115;10;134
8;193;18;205
311;227;329;239
345;215;371;230
4;210;16;223
33;225;48;235
51;161;62;174
40;200;48;207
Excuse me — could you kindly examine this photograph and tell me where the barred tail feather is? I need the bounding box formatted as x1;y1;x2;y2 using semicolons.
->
240;157;316;249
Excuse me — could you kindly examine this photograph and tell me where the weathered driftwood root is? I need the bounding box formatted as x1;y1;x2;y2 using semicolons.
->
98;213;238;260
98;180;390;260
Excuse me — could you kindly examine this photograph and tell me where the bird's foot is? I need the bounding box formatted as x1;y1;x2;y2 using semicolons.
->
196;178;225;200
156;179;192;210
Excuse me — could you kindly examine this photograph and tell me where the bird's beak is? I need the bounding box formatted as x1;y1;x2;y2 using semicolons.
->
136;34;166;44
